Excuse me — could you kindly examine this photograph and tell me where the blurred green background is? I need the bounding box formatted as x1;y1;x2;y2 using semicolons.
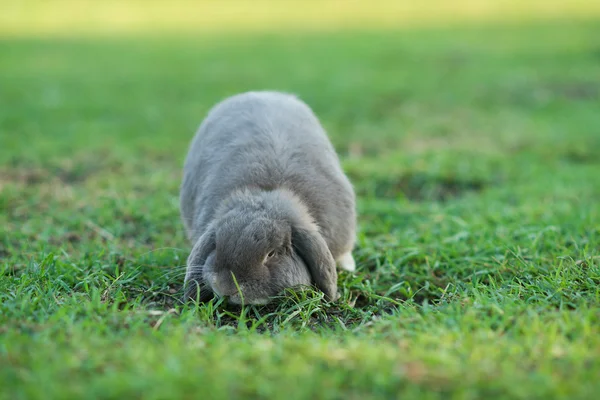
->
1;1;600;399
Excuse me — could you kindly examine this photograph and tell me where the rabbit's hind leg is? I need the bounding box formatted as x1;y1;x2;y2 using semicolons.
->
338;252;356;272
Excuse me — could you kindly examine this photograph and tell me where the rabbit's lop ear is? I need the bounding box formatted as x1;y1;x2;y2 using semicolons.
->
292;226;338;301
184;227;216;302
187;227;216;268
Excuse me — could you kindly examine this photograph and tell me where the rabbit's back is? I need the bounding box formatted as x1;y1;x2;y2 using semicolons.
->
181;91;355;258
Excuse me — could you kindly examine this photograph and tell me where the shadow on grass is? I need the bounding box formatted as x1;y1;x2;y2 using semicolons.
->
351;171;488;202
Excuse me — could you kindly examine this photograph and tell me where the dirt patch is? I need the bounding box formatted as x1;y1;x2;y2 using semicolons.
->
0;168;47;187
53;165;98;184
507;81;599;105
52;155;115;184
549;82;599;101
478;80;599;110
561;148;600;165
0;165;93;187
0;247;10;259
48;232;83;247
0;152;120;187
355;172;487;202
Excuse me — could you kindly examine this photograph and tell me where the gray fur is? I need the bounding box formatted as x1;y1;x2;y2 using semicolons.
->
180;91;356;304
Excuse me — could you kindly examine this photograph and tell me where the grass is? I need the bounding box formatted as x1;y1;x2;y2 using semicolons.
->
1;1;600;399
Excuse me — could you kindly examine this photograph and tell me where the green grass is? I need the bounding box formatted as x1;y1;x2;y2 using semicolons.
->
1;2;600;399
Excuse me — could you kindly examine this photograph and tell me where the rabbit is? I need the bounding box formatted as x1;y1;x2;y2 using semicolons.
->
180;91;356;305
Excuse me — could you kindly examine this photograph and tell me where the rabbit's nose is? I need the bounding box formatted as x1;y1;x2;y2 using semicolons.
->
208;272;237;297
206;272;224;296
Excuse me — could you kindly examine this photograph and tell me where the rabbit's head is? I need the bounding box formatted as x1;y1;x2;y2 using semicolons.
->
183;188;338;305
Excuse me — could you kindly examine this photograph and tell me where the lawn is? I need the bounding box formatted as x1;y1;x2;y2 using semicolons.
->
1;1;600;399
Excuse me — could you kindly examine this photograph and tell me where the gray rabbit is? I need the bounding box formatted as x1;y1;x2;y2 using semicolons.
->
180;91;356;304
